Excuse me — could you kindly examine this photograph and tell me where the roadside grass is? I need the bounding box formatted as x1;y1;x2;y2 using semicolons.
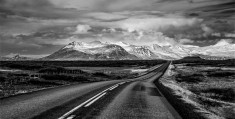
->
175;73;203;83
0;64;139;98
156;78;206;119
199;88;235;102
41;74;90;82
207;71;235;78
160;62;235;119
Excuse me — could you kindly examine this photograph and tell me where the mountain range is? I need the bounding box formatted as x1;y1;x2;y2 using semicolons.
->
42;39;235;60
1;39;234;61
43;41;138;60
0;54;33;61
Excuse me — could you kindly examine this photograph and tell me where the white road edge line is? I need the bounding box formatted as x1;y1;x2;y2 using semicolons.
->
84;92;107;107
66;115;75;119
58;83;119;119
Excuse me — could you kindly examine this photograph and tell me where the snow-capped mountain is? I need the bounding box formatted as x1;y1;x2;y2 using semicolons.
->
43;39;235;60
112;42;160;59
187;39;235;58
149;44;182;59
43;41;138;60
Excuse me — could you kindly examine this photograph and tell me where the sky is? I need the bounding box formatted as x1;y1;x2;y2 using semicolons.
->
0;0;234;57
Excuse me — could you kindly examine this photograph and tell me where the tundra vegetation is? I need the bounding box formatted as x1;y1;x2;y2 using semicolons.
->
0;60;165;98
160;59;235;119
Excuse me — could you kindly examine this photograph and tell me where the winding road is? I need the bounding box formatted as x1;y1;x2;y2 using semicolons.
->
0;62;181;119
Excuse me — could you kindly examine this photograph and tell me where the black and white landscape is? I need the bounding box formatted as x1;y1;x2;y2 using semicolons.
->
0;0;235;119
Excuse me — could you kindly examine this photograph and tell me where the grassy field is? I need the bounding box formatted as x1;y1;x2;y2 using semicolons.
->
160;61;235;119
0;60;164;98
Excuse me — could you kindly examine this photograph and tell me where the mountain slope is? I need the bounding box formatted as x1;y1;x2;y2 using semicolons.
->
112;42;160;59
187;40;235;58
42;39;235;60
44;41;138;60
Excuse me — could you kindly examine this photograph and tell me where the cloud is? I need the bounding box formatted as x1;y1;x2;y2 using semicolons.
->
1;0;234;56
121;31;177;46
73;24;91;34
225;33;235;37
104;0;156;11
0;0;81;19
179;39;194;44
0;34;42;48
50;0;156;11
211;33;221;37
84;12;128;21
119;16;202;32
50;0;233;14
201;24;213;37
83;13;203;32
0;15;78;35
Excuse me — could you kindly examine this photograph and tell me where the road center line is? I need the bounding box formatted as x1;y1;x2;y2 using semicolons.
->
118;82;125;85
58;90;107;119
58;84;119;119
66;115;75;119
109;85;119;90
84;92;107;107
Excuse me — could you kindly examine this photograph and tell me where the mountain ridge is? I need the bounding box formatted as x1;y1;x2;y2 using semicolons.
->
42;40;235;60
43;43;139;60
1;40;234;61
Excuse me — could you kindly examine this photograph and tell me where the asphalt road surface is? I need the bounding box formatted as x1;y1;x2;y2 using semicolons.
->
0;62;182;119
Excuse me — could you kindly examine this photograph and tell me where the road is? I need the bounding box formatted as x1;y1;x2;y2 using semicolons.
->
0;62;181;119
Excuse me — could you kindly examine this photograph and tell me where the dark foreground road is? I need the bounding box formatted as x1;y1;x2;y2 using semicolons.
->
0;62;181;119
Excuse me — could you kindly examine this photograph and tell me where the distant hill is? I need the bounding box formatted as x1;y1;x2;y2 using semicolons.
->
3;39;235;61
0;54;33;61
43;42;138;60
41;39;235;61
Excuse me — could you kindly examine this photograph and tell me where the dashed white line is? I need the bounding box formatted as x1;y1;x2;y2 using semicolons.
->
58;90;106;119
109;85;119;90
58;82;124;119
107;86;114;90
118;82;125;85
66;115;75;119
84;92;107;107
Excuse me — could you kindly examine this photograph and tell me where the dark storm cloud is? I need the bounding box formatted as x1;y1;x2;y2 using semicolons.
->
0;0;80;19
0;0;82;35
192;1;235;12
0;0;235;56
160;18;235;46
188;0;235;19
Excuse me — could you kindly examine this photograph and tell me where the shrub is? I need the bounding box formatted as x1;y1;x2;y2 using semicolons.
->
201;88;235;102
41;74;89;82
92;72;109;77
207;72;235;77
27;80;61;86
176;74;203;83
197;97;221;107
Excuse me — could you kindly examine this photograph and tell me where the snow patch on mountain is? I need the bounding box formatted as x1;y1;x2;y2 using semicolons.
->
213;39;233;47
43;37;235;60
